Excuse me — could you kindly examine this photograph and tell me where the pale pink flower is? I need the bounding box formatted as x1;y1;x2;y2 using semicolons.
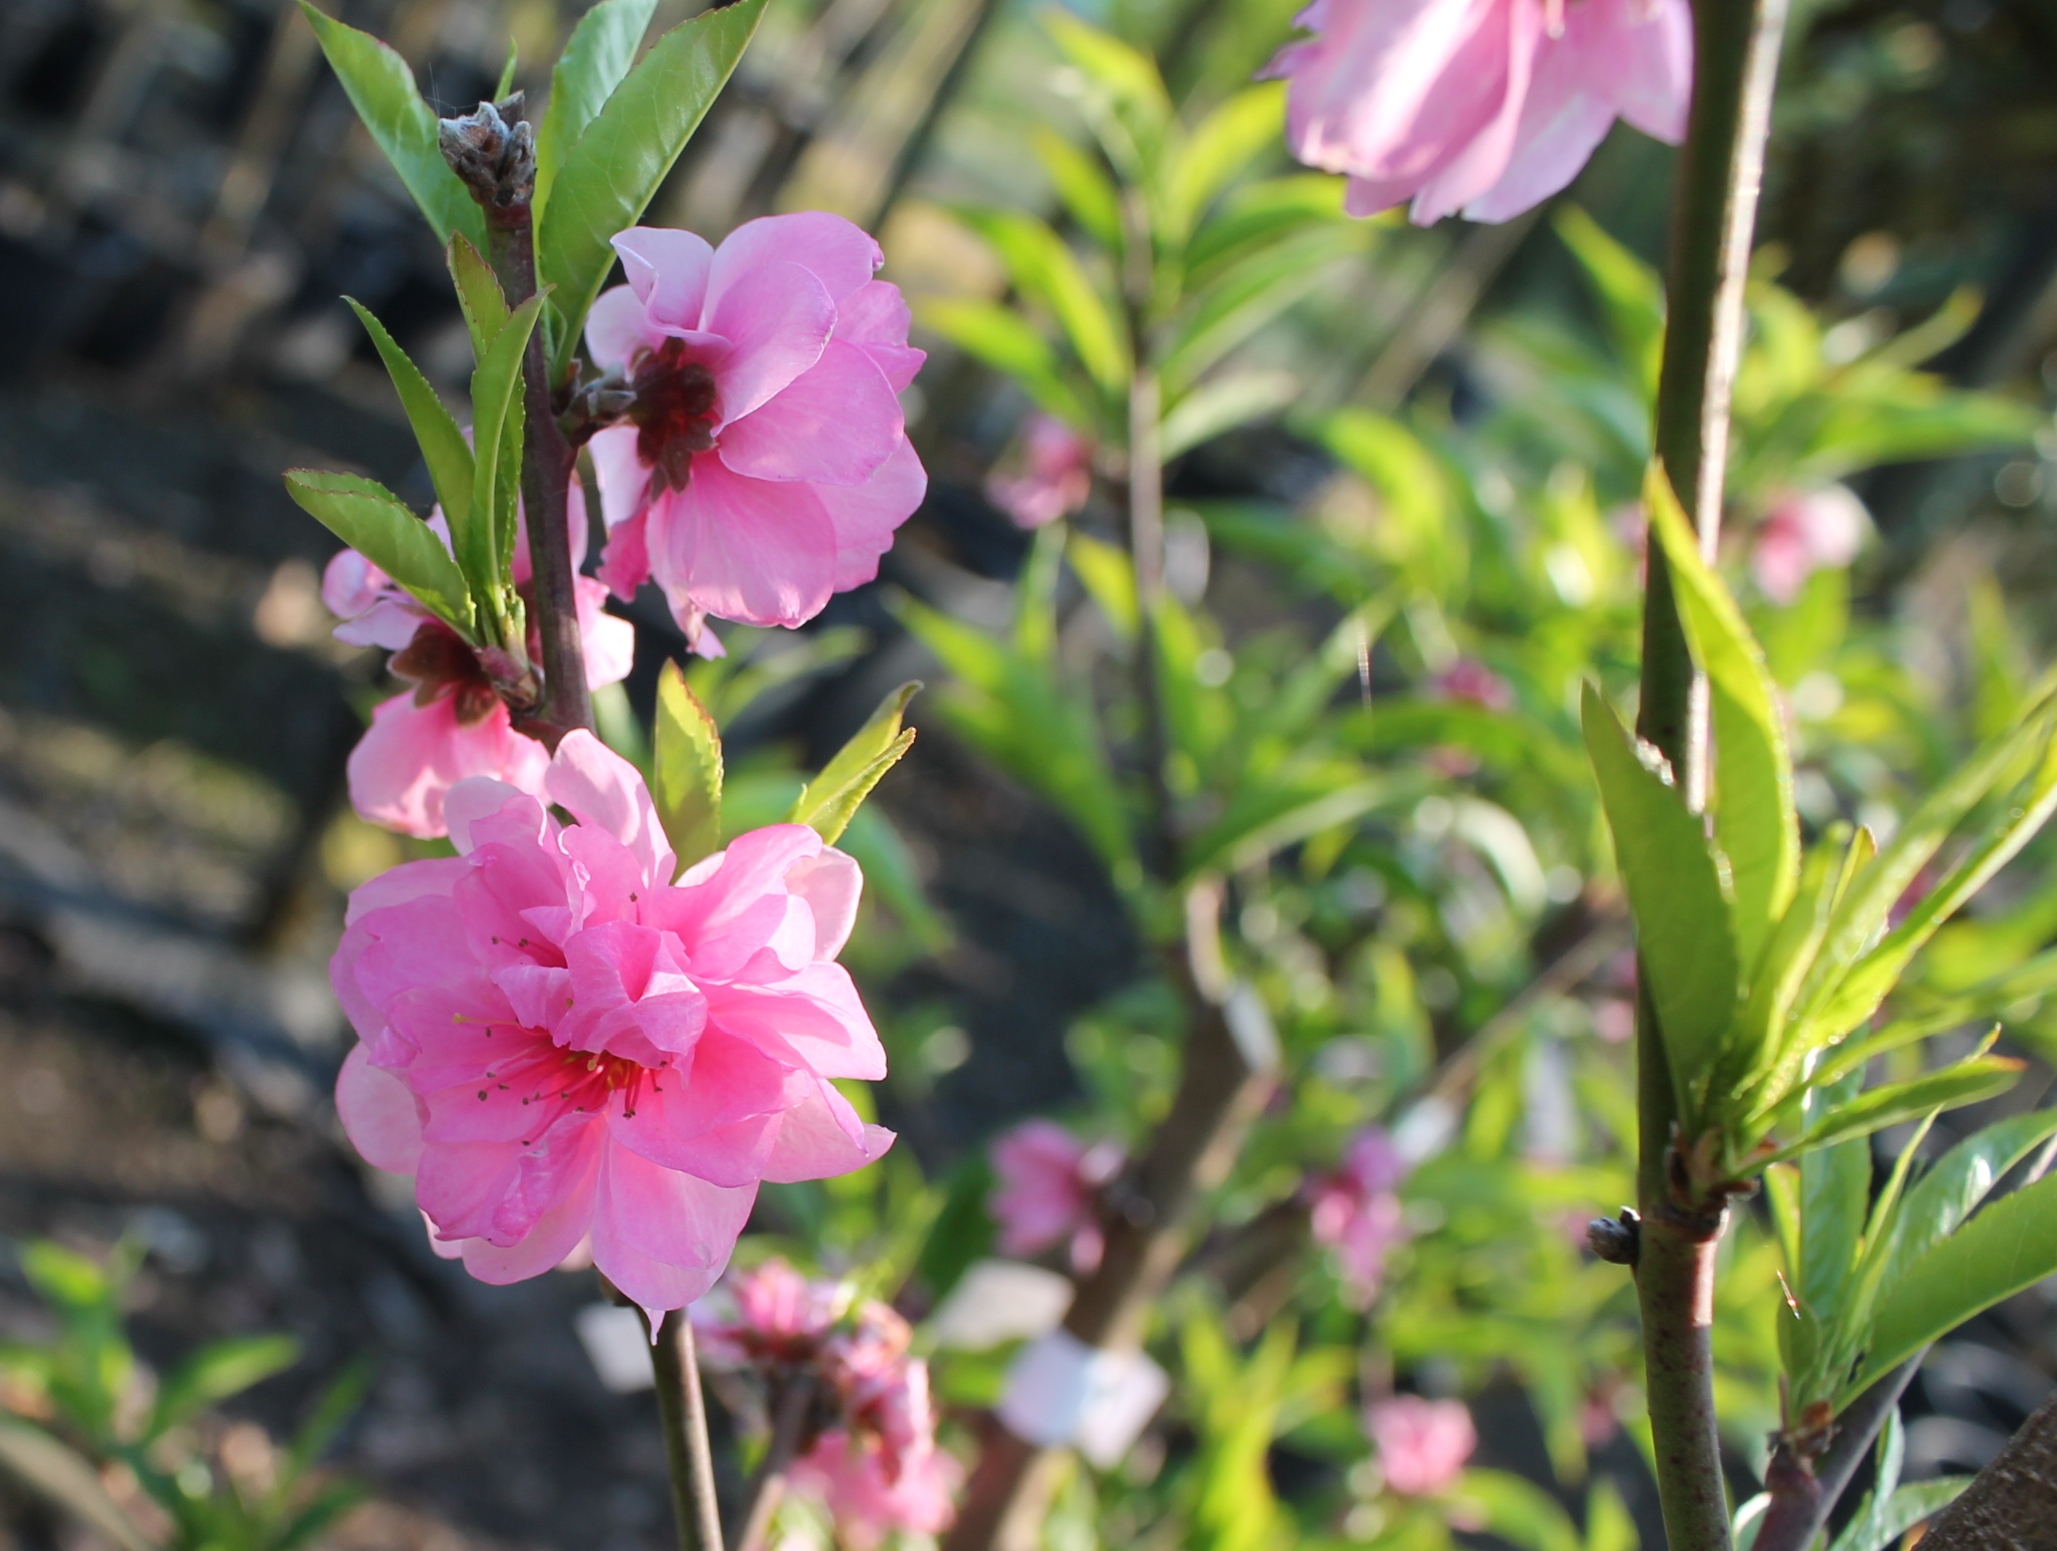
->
330;731;893;1322
791;1424;960;1550
693;1257;853;1367
988;1120;1124;1275
1750;485;1869;603
585;215;927;655
322;482;636;838
1363;1395;1476;1495
1306;1125;1411;1303
1431;658;1512;711
1263;0;1692;225
985;415;1093;529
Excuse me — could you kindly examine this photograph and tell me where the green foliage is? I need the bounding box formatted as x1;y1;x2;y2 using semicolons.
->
789;682;922;846
532;0;662;220
281;471;473;636
652;660;723;871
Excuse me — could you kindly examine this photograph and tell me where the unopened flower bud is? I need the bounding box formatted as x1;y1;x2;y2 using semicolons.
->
438;95;534;211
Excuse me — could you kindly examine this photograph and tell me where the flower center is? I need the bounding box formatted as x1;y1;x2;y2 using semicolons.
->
630;340;720;495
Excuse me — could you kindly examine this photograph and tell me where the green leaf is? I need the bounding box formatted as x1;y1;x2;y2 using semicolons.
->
1797;1074;1869;1354
789;682;921;845
1032;127;1123;256
652;661;722;870
1161;225;1362;393
1769;1055;2025;1167
463;290;549;616
0;1416;155;1551
537;0;766;377
344;299;474;526
284;470;473;633
298;3;485;250
1159;83;1284;243
1719;835;1842;1124
284;1360;374;1484
1886;1107;2057;1287
448;233;510;361
1183;769;1389;878
533;0;660;220
273;1480;372;1551
148;1334;299;1439
1585;1477;1638;1551
1160;370;1298;460
1645;463;1798;975
1850;1168;2057;1397
1066;531;1138;642
1184;174;1348;288
954;210;1129;394
1553;206;1664;400
1826;1476;1972;1551
1447;1470;1584;1551
1581;683;1739;1118
494;40;519;98
916;298;1093;427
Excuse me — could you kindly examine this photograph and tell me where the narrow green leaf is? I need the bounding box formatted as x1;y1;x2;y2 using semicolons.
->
537;0;766;377
1584;1478;1638;1551
448;233;510;361
464;291;548;612
1849;1169;2057;1397
298;3;485;249
1159;83;1284;243
1796;1074;1869;1379
653;661;723;870
1645;462;1798;975
1826;1477;1972;1551
1581;683;1739;1119
494;40;519;99
0;1416;155;1551
1886;1106;2057;1287
1769;1055;2025;1167
344;299;474;524
1719;836;1841;1128
1160;370;1298;460
1162;225;1362;393
533;0;661;219
1553;206;1664;399
915;299;1092;426
790;682;922;845
1066;531;1138;641
954;210;1129;394
284;470;472;632
1032;127;1123;255
1184;771;1389;878
148;1334;299;1439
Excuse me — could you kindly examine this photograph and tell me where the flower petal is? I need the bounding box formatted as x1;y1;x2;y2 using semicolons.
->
546;730;678;891
337;1043;424;1172
706;213;882;315
717;341;903;487
591;1143;758;1322
648;459;838;629
707;261;836;428
816;435;926;592
611;227;716;330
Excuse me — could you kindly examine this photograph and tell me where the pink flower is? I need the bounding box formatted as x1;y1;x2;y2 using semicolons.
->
1306;1126;1411;1303
1363;1396;1476;1495
1263;0;1692;225
330;731;894;1322
323;482;636;838
1431;658;1512;711
984;415;1093;530
694;1257;853;1367
585;215;927;653
791;1424;960;1550
1750;486;1868;603
988;1120;1124;1275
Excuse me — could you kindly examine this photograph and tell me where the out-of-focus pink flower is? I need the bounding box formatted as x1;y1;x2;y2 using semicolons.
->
585;215;927;655
1363;1395;1476;1495
1263;0;1692;226
984;415;1093;530
1750;486;1869;603
694;1257;853;1367
988;1120;1125;1275
1431;658;1512;711
322;482;636;838
1306;1126;1411;1304
330;733;893;1322
792;1425;961;1550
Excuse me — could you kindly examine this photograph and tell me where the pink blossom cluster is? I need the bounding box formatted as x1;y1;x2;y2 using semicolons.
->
1263;0;1692;225
1430;658;1513;712
331;732;894;1322
988;1119;1126;1275
322;483;635;839
1749;485;1868;603
586;214;927;656
1305;1125;1410;1304
1363;1395;1476;1496
696;1260;959;1548
984;415;1093;530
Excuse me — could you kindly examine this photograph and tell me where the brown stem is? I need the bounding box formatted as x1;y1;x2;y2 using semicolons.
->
735;1373;817;1551
652;1310;728;1551
1752;1357;1922;1551
1916;1389;2057;1550
1636;1204;1730;1551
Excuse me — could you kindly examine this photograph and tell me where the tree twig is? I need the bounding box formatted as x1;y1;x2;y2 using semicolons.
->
1917;1387;2057;1550
1751;1356;1922;1551
734;1373;817;1551
652;1310;728;1551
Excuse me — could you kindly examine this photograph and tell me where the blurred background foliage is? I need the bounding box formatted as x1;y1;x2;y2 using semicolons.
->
0;0;2055;1548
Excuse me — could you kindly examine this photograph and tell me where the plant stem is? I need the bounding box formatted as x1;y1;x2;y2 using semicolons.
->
734;1373;816;1551
1752;1357;1921;1551
652;1310;728;1551
1635;2;1789;1549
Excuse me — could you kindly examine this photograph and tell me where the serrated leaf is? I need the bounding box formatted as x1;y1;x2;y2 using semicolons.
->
463;290;548;619
345;298;474;526
1885;1107;2057;1287
653;661;722;870
1645;462;1798;976
537;0;765;377
1848;1168;2057;1397
448;233;510;361
533;0;660;220
285;471;473;633
1769;1056;2024;1168
299;2;484;249
148;1334;299;1438
0;1416;154;1551
790;682;921;845
1581;683;1739;1118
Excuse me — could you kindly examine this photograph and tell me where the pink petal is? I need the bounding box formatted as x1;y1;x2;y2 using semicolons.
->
762;1074;895;1183
348;694;552;840
443;778;548;856
586;284;662;374
337;1043;424;1172
785;845;863;961
817;435;926;592
458;1150;601;1284
1605;0;1692;143
545;730;678;890
611;227;716;330
589;423;654;535
591;1143;758;1322
597;508;653;603
718;341;903;487
707;262;836;428
1408;0;1546;224
1461;89;1614;222
707;213;883;315
835;281;926;391
343;855;467;927
647;459;839;629
703;964;886;1081
575;577;637;688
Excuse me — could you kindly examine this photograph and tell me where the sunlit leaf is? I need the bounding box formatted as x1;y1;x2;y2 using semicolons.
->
345;299;474;527
533;0;661;219
789;682;922;845
653;661;723;869
284;471;473;634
